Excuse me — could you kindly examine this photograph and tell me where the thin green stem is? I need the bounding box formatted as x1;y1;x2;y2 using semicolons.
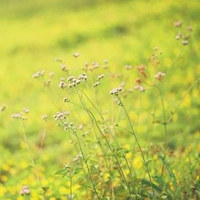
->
73;128;100;200
156;86;167;149
117;96;155;197
20;120;42;188
69;98;131;193
77;88;134;185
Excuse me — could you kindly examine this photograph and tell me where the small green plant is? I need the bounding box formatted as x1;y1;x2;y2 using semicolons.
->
31;40;200;199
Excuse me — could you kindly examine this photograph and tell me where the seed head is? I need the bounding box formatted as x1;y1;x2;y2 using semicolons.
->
49;72;55;78
182;40;189;45
40;70;45;76
54;112;66;121
20;186;30;196
41;114;48;121
63;97;69;102
117;87;123;92
68;84;73;88
187;25;192;31
59;81;66;88
135;78;142;85
55;58;62;62
97;74;104;80
0;104;6;112
176;33;182;40
154;72;166;81
110;88;119;96
67;76;74;82
43;79;51;87
93;81;100;87
32;71;41;78
103;59;108;64
12;113;22;119
174;21;182;27
76;80;81;85
73;52;80;58
137;64;147;78
134;85;145;92
125;65;132;70
23;108;29;113
60;64;68;72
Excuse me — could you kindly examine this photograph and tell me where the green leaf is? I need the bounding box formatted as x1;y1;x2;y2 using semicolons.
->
41;186;49;193
73;167;83;175
141;179;162;192
54;169;66;175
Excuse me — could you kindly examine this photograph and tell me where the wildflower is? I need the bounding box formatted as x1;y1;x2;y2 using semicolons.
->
103;59;108;64
72;78;76;83
0;104;6;111
49;72;55;78
78;74;87;81
60;64;68;72
72;82;77;87
63;97;69;103
20;186;30;195
176;33;182;40
75;80;80;85
182;40;189;45
64;164;70;170
137;64;145;72
23;108;29;113
135;78;142;85
92;62;99;68
59;81;66;88
155;72;165;81
110;87;122;96
22;117;28;120
97;74;104;80
43;79;51;87
139;86;145;92
32;71;41;78
110;88;118;95
83;75;88;81
54;112;66;121
41;114;48;121
55;58;62;62
73;52;80;58
125;65;132;70
93;81;100;87
174;21;182;27
85;62;89;66
137;64;147;78
12;113;22;119
134;85;145;92
73;153;82;162
79;124;83;130
187;25;192;31
40;70;45;76
63;111;70;115
117;87;123;92
67;76;74;82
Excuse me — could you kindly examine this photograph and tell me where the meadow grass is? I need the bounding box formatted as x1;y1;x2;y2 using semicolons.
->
0;0;200;199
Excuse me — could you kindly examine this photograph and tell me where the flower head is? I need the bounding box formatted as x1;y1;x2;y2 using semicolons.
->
20;186;30;195
155;72;165;81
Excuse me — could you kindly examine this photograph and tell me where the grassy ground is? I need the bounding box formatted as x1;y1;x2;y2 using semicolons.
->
0;0;200;199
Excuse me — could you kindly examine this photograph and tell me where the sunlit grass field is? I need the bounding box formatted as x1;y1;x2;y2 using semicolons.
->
0;0;200;199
